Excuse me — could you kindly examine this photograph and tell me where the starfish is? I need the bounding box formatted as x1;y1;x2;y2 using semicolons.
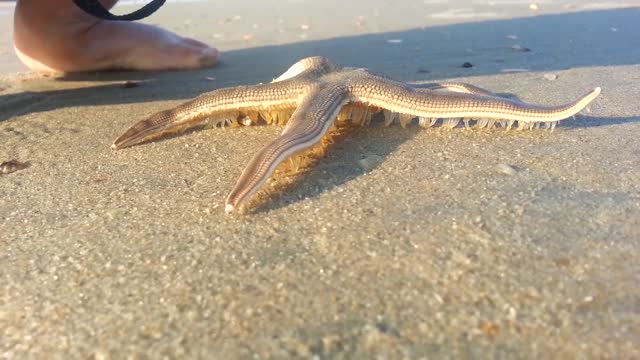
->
112;56;601;213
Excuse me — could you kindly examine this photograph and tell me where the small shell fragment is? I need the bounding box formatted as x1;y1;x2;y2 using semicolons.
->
511;44;531;52
0;160;29;175
122;81;141;88
495;163;518;176
357;155;383;171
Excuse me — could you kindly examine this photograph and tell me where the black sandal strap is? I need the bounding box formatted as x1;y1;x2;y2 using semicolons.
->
72;0;166;21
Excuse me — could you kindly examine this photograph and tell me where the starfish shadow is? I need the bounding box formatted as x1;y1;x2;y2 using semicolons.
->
245;112;638;214
247;124;417;214
562;115;639;129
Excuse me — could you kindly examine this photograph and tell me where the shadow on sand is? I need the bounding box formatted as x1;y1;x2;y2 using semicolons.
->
1;7;638;122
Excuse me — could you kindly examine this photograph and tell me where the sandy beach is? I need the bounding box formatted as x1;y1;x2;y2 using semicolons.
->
1;0;639;358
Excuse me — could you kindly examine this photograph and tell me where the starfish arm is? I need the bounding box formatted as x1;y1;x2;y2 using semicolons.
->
112;80;306;150
272;56;341;83
224;85;349;213
415;82;498;97
351;71;600;123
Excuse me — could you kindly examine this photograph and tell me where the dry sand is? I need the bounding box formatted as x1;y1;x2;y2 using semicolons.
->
1;0;640;358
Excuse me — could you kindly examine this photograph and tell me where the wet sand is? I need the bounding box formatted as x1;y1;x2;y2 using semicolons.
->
1;1;639;358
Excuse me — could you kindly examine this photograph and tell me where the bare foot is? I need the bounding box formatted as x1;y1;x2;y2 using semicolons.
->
13;0;219;73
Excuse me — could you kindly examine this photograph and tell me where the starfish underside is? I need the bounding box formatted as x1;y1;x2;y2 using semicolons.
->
112;56;601;213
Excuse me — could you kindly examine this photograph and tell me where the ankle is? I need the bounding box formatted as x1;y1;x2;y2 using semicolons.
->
14;0;103;72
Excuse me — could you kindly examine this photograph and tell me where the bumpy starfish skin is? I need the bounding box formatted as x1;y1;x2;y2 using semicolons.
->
112;56;601;213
